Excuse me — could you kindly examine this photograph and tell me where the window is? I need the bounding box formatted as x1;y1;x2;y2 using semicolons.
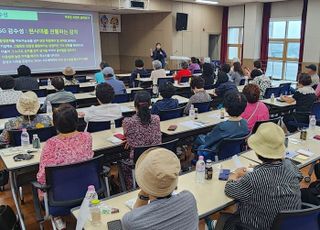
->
227;27;243;61
266;20;301;80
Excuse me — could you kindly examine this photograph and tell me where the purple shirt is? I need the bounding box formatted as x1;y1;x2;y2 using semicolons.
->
188;63;201;74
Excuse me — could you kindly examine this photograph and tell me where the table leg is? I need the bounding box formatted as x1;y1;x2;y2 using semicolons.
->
9;171;26;230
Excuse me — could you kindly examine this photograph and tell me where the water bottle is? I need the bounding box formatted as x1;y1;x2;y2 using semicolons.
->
137;73;141;80
46;101;52;114
110;120;116;133
152;84;159;98
32;134;41;149
205;160;213;180
195;156;205;183
189;104;195;119
76;185;98;230
309;115;317;136
21;128;30;147
194;108;198;120
244;76;249;85
47;78;51;87
270;93;275;103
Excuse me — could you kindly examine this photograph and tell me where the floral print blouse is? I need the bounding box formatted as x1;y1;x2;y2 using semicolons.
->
251;75;272;99
0;115;52;145
123;114;162;156
37;132;94;185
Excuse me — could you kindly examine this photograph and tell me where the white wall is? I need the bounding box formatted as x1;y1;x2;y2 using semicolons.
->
303;0;320;63
228;5;244;27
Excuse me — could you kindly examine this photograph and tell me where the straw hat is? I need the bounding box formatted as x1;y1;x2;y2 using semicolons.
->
16;91;40;116
135;148;180;197
248;122;285;159
62;67;76;76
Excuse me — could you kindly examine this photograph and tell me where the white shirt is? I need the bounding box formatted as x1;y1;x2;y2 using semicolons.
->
311;73;320;86
84;103;122;123
151;69;167;85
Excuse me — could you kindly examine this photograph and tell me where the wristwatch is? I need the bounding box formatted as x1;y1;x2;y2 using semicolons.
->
138;194;150;201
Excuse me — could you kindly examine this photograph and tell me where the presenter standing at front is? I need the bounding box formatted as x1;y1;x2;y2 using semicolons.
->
150;43;167;69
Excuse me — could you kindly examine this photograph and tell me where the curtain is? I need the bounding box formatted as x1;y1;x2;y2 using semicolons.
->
220;7;229;65
260;3;271;72
298;0;308;77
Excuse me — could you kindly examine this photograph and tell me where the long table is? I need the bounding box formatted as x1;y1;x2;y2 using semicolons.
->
71;157;255;230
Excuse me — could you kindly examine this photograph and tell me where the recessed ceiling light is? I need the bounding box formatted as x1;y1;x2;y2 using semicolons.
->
196;0;219;5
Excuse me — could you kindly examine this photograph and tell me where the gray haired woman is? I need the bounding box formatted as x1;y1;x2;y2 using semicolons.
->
151;60;167;85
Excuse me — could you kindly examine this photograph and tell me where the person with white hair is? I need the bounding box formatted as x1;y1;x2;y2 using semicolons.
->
150;60;167;85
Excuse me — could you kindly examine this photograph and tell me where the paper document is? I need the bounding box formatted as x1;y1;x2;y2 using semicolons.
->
179;120;206;129
296;149;314;157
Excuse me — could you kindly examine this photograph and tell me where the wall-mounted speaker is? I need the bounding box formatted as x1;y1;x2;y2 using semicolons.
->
176;13;188;31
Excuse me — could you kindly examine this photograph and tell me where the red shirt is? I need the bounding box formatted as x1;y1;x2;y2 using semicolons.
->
174;69;192;82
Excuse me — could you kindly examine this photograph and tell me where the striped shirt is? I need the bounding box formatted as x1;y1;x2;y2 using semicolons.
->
122;191;199;230
225;159;302;230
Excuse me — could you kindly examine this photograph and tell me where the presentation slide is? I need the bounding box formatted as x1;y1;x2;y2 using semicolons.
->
0;7;101;75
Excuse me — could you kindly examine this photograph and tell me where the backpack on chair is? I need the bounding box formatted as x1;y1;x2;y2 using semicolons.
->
0;205;21;230
0;170;9;191
301;162;320;205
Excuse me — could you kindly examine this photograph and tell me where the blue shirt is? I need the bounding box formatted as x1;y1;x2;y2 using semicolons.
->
151;98;179;115
95;71;105;84
195;119;249;152
105;77;126;95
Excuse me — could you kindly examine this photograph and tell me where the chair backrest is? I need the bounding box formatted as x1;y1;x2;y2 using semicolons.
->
157;78;174;89
204;84;214;90
112;93;130;103
279;83;291;95
39;79;48;86
45;155;107;208
0;104;19;119
271;205;320;230
87;118;123;133
216;134;250;161
130;89;152;101
193;69;202;74
133;139;179;163
239;78;246;86
251;118;281;134
75;75;87;83
8;126;57;146
264;87;281;99
64;85;80;94
27;89;47;97
51;101;77;109
180;76;190;83
159;107;185;121
140;73;151;78
311;102;320;121
193;101;212;113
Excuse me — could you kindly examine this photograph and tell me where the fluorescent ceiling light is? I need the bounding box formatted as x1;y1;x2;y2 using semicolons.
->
196;0;219;5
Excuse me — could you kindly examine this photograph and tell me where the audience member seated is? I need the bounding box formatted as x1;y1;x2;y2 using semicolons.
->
230;62;245;86
174;61;192;83
220;63;232;81
244;60;263;76
202;62;215;86
221;123;302;230
102;67;126;95
83;83;122;124
213;72;238;98
282;73;316;133
150;60;167;85
37;104;93;229
14;65;39;91
62;67;79;85
151;82;179;115
122;91;162;189
184;76;211;114
41;77;76;111
122;148;198;230
95;61;109;84
305;64;319;87
130;59;149;88
241;84;269;131
0;76;23;105
193;92;249;160
0;92;52;145
251;69;272;99
188;57;201;74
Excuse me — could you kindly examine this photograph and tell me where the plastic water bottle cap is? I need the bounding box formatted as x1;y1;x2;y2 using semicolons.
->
88;185;95;191
22;128;27;132
199;156;204;160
